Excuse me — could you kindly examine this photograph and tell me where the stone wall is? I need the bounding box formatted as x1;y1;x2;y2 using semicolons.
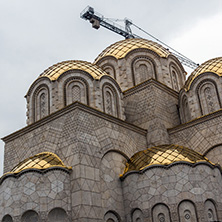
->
3;102;147;221
121;164;222;222
169;109;222;155
124;79;180;146
0;169;71;221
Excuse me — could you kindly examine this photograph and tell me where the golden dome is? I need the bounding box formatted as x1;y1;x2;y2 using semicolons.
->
185;57;222;90
94;38;171;63
39;60;108;81
9;152;71;174
122;144;212;175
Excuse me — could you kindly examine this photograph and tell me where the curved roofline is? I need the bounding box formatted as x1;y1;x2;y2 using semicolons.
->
94;38;171;64
26;76;51;97
10;152;70;174
168;55;186;73
184;57;222;91
184;72;219;91
100;75;123;93
121;144;213;176
124;47;163;60
38;60;109;81
102;149;130;161
120;161;219;180
56;69;95;82
0;166;71;186
95;55;118;65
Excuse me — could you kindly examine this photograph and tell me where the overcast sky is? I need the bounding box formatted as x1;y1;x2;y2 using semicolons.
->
0;0;222;175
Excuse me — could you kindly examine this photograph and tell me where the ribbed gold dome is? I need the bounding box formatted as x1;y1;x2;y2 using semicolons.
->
39;60;108;81
9;152;70;174
94;38;171;63
122;144;212;175
185;57;222;90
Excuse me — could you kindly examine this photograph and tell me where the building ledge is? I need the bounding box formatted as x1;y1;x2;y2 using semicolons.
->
2;102;147;143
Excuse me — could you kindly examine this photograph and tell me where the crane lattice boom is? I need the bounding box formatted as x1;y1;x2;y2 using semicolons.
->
80;6;198;69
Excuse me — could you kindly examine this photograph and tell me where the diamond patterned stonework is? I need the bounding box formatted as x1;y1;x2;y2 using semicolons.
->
1;39;222;222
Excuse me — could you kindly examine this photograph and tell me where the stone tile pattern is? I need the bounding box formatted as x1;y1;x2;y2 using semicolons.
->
3;104;147;221
179;73;222;124
169;112;222;154
205;145;222;166
100;151;127;220
124;81;180;129
96;46;186;92
124;81;180;146
0;170;71;221
122;164;222;222
26;68;125;125
3;43;222;221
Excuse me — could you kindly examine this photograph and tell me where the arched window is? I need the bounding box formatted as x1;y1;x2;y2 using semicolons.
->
34;86;49;122
103;65;116;79
198;81;220;115
170;64;181;91
48;208;68;222
132;209;144;222
172;70;179;91
103;85;118;117
21;210;39;222
182;96;191;123
2;215;13;222
104;211;120;222
178;200;198;222
204;199;218;222
132;58;155;85
65;79;88;106
152;203;171;222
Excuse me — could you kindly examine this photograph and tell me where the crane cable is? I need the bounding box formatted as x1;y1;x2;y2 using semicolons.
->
131;23;198;66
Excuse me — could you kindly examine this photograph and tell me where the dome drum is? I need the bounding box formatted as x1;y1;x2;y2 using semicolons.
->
180;58;222;123
3;38;222;221
26;60;125;124
121;145;219;222
95;38;186;92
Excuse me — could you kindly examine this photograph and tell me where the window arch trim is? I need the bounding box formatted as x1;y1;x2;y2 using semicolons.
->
196;79;221;115
63;76;89;106
102;63;116;79
131;56;157;86
102;83;119;118
32;84;50;122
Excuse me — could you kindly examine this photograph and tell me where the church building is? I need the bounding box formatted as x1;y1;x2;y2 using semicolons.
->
1;38;222;221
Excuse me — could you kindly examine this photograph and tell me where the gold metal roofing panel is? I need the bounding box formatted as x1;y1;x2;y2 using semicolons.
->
122;144;212;175
39;60;108;81
185;57;222;91
94;38;171;63
10;152;70;174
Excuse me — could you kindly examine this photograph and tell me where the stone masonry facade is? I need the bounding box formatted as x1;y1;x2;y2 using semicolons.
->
1;38;222;221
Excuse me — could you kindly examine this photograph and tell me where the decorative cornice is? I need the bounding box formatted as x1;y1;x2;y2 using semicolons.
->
123;78;179;99
0;166;72;185
2;102;147;143
168;108;222;134
120;161;220;181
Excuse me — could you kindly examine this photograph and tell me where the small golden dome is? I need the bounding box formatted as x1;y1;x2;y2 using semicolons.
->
39;60;108;81
94;38;171;63
185;57;222;90
122;144;212;175
10;152;70;174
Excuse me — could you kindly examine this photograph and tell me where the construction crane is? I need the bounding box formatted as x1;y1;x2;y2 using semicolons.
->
80;6;199;69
